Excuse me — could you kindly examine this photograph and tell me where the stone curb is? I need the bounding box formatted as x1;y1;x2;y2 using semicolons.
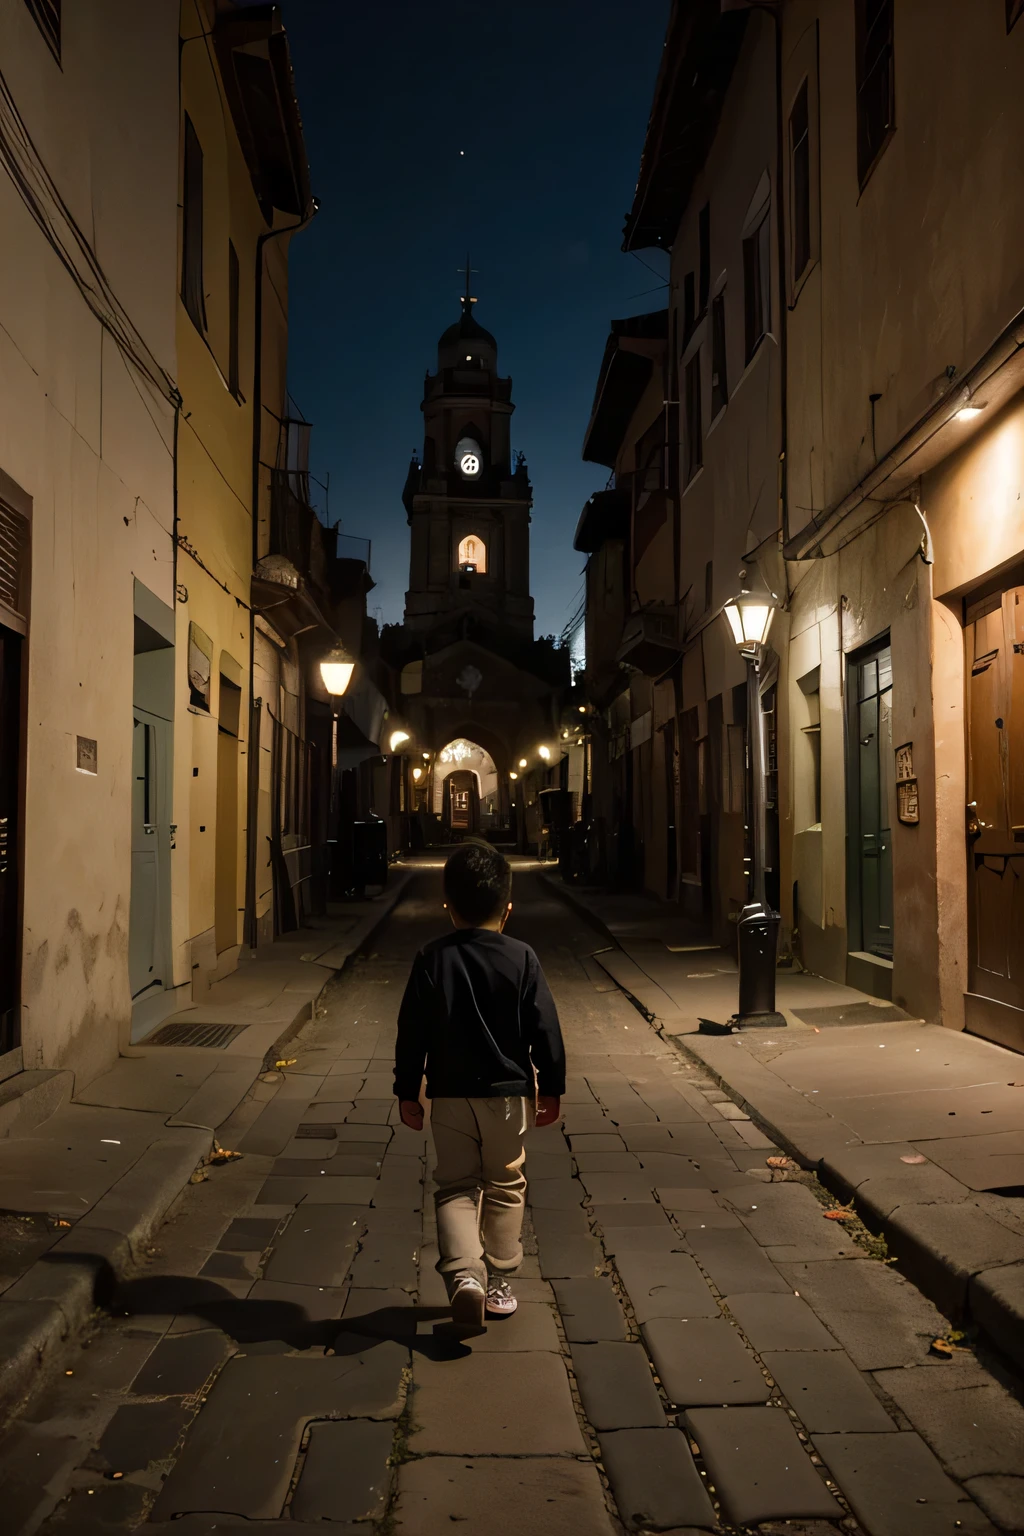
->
0;873;415;1428
540;871;1024;1375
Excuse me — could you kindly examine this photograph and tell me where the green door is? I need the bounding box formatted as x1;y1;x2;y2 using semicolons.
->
850;641;894;958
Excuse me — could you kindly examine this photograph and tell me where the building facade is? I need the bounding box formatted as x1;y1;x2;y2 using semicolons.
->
0;0;180;1081
581;0;1024;1052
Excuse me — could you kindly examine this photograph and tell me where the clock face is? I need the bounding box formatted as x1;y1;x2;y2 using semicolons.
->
455;436;483;479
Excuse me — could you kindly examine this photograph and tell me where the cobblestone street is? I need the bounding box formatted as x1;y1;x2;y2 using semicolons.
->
4;862;1022;1536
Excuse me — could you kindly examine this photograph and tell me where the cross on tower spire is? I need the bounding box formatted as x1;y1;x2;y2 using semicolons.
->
459;252;478;314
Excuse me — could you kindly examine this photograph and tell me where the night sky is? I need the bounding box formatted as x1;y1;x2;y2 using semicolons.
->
278;0;670;642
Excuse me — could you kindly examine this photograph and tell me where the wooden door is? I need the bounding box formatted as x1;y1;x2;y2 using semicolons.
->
0;623;22;1051
965;585;1024;1050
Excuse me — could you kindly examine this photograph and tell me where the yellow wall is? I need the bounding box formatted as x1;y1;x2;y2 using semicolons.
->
175;0;265;987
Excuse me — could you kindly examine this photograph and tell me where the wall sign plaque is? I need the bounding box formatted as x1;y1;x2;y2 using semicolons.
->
895;742;918;823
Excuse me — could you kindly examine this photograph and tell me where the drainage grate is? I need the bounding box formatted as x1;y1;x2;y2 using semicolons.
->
148;1022;248;1048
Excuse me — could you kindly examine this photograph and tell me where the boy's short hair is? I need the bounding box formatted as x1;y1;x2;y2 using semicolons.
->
444;840;512;925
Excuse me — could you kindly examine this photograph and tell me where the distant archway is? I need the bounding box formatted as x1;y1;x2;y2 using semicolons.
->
434;738;498;823
457;534;487;573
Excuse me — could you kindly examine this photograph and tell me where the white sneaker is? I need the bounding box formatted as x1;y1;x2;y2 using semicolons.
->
450;1274;486;1329
486;1277;518;1318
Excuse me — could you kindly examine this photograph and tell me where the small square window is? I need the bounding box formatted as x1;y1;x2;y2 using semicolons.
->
855;0;895;187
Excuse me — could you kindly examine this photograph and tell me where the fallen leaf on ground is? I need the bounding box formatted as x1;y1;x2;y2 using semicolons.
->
823;1209;854;1221
208;1147;243;1165
900;1154;927;1164
812;1026;821;1033
274;1058;297;1069
189;1167;209;1185
767;1155;798;1170
929;1337;955;1359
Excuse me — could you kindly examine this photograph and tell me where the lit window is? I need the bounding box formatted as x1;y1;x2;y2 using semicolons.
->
457;535;486;573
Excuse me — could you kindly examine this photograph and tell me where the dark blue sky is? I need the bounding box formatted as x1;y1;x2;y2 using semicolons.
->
279;0;670;640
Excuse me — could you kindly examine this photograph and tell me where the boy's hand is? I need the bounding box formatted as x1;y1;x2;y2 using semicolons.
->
399;1099;425;1131
535;1094;561;1128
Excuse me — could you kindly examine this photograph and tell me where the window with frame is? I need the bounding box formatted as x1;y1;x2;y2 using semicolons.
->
1008;0;1024;29
684;352;702;483
790;79;811;283
710;293;728;418
697;203;711;315
228;241;240;397
182;115;207;334
682;271;696;345
855;0;895;187
23;0;60;61
742;209;771;363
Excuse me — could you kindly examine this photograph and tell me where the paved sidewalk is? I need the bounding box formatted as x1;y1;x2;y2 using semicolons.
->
1;865;1019;1535
545;875;1024;1375
0;877;411;1423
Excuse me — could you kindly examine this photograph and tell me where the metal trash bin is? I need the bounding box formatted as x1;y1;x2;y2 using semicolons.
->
351;814;388;894
733;901;786;1029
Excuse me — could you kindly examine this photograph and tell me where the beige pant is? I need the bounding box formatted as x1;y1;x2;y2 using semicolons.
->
431;1096;532;1291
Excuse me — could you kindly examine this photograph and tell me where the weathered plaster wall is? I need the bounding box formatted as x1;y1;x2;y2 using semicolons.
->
0;0;179;1081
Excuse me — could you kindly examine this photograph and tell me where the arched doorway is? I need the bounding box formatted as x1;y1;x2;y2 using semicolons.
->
434;738;500;835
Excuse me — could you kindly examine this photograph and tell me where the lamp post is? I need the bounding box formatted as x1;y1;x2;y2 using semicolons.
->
722;596;786;1031
320;641;356;889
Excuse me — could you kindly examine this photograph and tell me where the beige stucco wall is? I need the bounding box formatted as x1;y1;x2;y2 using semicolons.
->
0;0;179;1080
780;1;1024;1027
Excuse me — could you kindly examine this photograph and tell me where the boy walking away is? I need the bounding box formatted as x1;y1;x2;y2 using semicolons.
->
394;841;565;1331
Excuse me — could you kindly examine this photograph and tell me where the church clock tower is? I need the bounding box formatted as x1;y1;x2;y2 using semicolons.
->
402;274;534;641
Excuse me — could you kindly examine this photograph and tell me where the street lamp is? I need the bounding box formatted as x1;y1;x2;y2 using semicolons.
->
723;593;785;1031
518;758;527;769
389;730;410;753
319;641;356;699
538;745;551;761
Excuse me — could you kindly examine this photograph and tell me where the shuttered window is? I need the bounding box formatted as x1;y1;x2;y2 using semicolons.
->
182;115;207;334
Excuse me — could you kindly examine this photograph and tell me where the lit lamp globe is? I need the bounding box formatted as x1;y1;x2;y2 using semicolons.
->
538;745;551;761
320;643;355;697
723;597;774;650
389;730;410;753
412;767;422;782
518;757;527;769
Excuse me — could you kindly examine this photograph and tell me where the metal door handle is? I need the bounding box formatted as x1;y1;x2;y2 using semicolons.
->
143;823;157;835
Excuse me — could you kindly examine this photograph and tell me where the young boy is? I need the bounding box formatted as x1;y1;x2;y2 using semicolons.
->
394;841;565;1330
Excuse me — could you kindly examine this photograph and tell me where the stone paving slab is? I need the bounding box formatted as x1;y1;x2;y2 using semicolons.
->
130;1327;233;1396
574;1151;644;1172
84;1398;192;1474
236;1098;309;1156
246;1279;349;1326
217;1216;282;1251
597;1427;716;1531
776;1258;949;1370
525;1150;576;1177
725;1292;840;1351
261;1207;363;1286
872;1356;1024;1482
600;1225;692;1254
592;1202;675;1229
641;1317;768;1407
568;1132;629;1152
394;1455;617;1535
461;1301;562;1352
530;1178;589;1209
813;1430;1001;1535
969;1261;1024;1370
685;1227;792;1295
571;1341;666;1429
152;1349;406;1519
763;1349;896;1432
615;1252;720;1322
886;1200;1024;1317
685;1406;843;1524
551;1277;629;1341
724;1181;857;1261
537;1232;605;1277
256;1176;376;1204
290;1417;394;1522
347;1231;419;1290
409;1350;585;1453
527;1203;593;1238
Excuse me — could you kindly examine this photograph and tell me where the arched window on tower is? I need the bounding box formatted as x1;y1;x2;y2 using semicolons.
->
457;534;487;574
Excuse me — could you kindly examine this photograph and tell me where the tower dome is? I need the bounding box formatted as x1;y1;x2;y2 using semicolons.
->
437;303;497;370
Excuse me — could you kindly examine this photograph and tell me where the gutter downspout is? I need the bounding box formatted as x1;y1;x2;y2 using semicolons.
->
773;7;787;546
244;207;316;953
788;304;1024;561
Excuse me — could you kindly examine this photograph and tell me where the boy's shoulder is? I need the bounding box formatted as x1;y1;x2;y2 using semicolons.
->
419;929;536;964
